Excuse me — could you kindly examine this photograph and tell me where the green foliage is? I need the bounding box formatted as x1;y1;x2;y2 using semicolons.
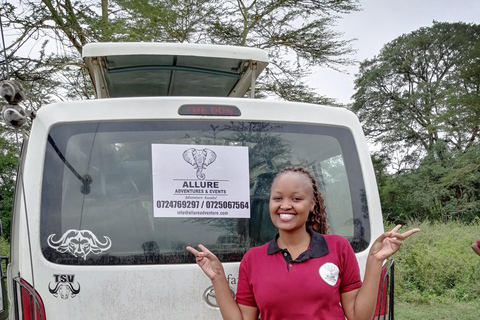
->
379;145;480;224
3;0;360;105
362;21;480;231
392;221;480;303
0;237;9;258
352;22;480;172
0;128;18;242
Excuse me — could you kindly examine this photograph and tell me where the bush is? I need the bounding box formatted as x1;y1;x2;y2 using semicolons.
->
379;145;480;224
0;237;9;258
392;221;480;303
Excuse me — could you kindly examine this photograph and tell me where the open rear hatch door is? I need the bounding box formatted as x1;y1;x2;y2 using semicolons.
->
82;42;269;98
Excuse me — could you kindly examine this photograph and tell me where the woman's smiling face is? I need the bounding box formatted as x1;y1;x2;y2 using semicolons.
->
269;171;315;233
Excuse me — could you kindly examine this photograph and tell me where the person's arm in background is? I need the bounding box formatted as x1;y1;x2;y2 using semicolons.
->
472;240;480;256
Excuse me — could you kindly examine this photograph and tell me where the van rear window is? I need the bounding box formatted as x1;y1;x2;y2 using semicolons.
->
40;120;370;265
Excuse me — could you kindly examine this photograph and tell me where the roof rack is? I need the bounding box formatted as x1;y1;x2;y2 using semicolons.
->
82;42;269;99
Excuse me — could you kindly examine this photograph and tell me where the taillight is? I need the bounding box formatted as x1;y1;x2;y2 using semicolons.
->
372;259;394;320
14;278;46;320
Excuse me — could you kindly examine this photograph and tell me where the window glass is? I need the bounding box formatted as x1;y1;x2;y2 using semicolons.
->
41;120;369;265
103;55;242;97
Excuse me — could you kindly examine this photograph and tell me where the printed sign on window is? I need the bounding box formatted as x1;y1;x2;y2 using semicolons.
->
152;144;250;218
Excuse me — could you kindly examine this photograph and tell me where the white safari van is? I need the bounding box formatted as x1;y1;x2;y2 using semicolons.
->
6;43;393;319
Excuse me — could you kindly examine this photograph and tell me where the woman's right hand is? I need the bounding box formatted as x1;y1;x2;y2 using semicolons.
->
186;244;225;280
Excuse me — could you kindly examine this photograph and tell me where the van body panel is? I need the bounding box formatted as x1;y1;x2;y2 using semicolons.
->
18;260;239;319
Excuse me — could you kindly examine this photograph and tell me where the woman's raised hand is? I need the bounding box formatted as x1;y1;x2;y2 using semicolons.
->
369;225;420;261
186;244;225;280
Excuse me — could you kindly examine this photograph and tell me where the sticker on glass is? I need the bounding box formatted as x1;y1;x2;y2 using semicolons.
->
152;144;250;219
47;229;112;260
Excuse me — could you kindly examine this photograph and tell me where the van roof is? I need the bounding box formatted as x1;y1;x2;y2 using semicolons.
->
82;42;269;99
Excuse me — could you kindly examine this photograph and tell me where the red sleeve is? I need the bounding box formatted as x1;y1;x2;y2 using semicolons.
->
476;239;480;247
235;252;257;307
338;236;362;293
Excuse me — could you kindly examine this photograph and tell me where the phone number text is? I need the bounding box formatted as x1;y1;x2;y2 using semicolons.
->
156;200;249;210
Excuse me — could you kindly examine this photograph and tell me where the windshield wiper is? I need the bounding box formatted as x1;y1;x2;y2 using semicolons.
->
47;135;92;194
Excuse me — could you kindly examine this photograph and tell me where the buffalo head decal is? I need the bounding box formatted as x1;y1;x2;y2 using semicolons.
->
47;229;112;260
182;148;217;180
49;282;81;299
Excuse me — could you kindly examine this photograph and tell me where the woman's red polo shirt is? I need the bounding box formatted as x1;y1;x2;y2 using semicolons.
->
235;229;362;319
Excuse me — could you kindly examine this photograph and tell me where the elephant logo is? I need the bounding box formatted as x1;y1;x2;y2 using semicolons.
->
319;262;339;286
182;148;217;180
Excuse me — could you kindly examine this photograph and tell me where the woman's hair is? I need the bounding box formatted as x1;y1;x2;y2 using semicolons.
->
273;166;330;234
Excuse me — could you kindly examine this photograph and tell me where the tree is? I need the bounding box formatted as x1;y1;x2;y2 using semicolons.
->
352;22;480;172
379;144;480;224
111;0;359;103
352;22;480;223
2;0;360;106
445;41;480;150
0;127;18;241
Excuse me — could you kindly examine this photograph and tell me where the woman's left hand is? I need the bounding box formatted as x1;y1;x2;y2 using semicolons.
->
370;225;420;261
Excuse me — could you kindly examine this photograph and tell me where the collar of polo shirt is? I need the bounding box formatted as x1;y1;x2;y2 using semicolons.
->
266;228;329;262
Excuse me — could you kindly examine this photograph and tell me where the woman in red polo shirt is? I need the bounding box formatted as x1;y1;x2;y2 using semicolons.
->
187;166;419;320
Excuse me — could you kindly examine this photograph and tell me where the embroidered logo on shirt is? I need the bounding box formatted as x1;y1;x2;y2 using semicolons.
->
319;262;339;286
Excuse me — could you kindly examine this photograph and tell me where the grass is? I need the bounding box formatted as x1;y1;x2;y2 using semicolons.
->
390;220;480;319
395;300;478;320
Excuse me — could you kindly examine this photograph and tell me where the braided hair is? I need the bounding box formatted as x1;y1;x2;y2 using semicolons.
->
273;166;330;234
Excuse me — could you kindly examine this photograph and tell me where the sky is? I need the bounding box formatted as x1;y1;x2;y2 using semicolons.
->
308;0;480;105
